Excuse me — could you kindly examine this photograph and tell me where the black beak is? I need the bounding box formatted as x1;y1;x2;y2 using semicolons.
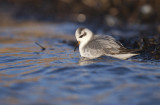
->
74;41;80;52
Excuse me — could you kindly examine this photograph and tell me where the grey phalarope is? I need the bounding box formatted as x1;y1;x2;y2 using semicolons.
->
74;27;139;60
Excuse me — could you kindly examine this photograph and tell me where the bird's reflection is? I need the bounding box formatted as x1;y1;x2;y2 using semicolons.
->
78;56;121;65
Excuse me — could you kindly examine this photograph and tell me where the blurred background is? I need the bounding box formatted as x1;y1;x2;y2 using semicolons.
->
0;0;160;26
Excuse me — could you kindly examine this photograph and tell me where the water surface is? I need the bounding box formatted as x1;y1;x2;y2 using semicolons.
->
0;22;160;105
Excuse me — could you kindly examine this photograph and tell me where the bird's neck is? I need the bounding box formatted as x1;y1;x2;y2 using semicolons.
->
79;37;92;52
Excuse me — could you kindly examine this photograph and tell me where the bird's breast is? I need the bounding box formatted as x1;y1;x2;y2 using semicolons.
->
79;46;103;59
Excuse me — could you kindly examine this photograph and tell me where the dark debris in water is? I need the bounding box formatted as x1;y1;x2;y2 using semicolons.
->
120;34;160;60
140;35;160;60
35;42;46;51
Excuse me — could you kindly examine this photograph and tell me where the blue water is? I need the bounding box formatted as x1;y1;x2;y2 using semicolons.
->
0;23;160;105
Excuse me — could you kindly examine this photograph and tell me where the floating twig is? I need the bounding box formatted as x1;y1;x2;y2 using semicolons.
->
35;42;46;51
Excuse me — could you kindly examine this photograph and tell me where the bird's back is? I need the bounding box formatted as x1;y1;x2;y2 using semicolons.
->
82;35;138;59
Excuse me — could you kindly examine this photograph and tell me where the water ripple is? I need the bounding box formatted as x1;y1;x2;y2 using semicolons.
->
0;24;160;105
107;66;133;75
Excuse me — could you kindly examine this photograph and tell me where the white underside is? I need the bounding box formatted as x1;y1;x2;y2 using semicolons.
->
80;53;138;60
106;53;138;60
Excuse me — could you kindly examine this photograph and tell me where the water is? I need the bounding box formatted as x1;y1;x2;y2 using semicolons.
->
0;22;160;105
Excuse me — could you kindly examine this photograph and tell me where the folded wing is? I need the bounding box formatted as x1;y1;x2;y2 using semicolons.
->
86;35;138;55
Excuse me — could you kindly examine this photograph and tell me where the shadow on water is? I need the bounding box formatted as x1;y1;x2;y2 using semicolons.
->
0;22;160;105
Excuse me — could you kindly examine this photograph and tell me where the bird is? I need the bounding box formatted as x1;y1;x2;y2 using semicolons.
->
74;27;139;60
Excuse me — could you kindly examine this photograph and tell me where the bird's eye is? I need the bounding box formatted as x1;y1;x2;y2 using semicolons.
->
79;33;86;38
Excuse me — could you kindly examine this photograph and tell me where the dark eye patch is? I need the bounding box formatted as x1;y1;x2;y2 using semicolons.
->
78;27;85;35
79;32;86;38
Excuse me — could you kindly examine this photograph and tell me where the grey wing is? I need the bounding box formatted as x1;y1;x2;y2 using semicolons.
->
85;35;137;56
84;39;105;57
95;35;139;54
94;35;124;54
